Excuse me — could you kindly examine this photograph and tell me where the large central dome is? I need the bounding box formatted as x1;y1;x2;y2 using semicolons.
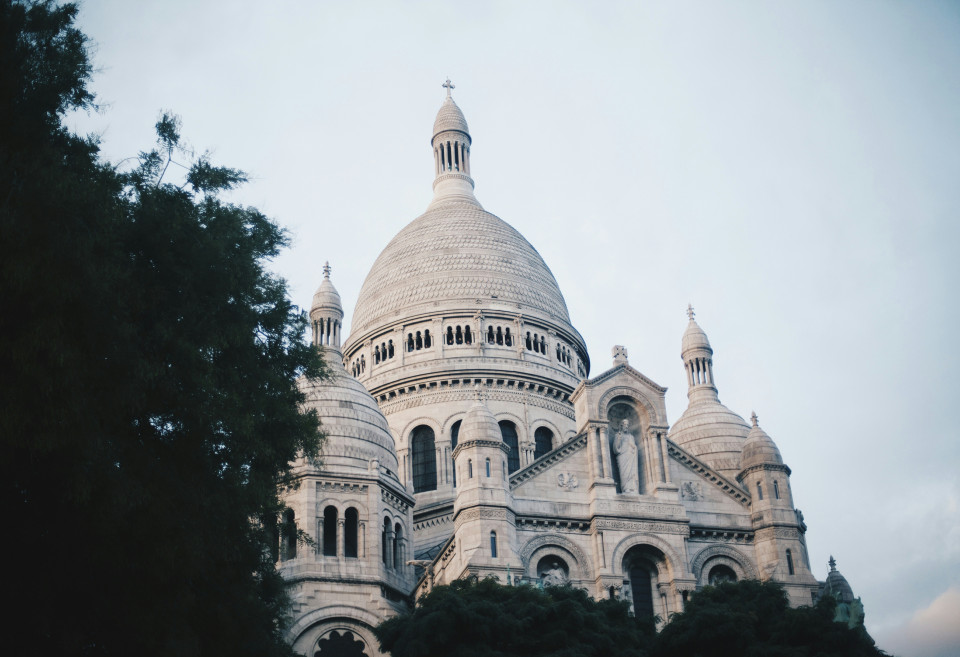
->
351;199;571;333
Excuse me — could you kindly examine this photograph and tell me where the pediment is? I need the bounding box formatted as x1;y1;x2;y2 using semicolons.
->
509;432;587;492
667;439;751;507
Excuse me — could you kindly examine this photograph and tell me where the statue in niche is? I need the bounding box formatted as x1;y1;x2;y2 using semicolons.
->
613;419;640;494
540;561;568;587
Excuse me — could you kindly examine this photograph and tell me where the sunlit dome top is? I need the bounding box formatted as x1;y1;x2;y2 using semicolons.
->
740;412;784;470
350;84;575;337
433;96;470;138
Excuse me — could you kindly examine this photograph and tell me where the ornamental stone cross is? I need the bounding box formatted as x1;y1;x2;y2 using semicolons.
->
443;78;455;97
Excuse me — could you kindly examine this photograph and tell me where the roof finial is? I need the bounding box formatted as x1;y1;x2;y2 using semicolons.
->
323;261;331;279
751;411;759;427
829;555;837;572
443;78;455;98
687;303;695;321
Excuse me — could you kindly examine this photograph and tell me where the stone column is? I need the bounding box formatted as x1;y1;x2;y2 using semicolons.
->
337;517;345;559
598;425;611;480
358;521;366;558
386;528;396;569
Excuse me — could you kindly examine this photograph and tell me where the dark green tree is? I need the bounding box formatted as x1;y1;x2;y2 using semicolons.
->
1;2;324;656
375;579;654;657
652;580;887;657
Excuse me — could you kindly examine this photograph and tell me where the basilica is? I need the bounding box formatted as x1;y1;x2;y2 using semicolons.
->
277;84;835;656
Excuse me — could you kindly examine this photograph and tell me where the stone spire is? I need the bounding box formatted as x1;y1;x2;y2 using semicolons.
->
681;305;718;404
430;79;479;206
310;261;344;353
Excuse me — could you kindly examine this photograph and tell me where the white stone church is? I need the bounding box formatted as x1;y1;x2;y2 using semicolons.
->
278;83;827;656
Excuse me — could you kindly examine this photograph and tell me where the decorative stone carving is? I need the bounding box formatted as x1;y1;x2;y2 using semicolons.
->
613;419;640;494
540;562;568;587
557;472;579;490
681;481;703;501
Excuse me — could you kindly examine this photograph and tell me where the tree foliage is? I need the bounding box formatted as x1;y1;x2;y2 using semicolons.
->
377;579;890;657
1;2;324;656
652;580;886;657
375;579;655;657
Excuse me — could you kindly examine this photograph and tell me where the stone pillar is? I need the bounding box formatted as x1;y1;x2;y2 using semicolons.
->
359;521;366;558
337;517;345;559
598;425;611;480
658;432;671;483
386;528;396;569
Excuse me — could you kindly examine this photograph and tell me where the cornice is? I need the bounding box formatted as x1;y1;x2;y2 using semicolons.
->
667;440;752;507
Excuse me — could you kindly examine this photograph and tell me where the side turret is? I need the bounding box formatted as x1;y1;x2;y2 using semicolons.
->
738;413;818;605
450;389;519;578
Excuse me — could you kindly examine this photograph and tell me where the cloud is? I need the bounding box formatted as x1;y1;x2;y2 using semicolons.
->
877;587;960;657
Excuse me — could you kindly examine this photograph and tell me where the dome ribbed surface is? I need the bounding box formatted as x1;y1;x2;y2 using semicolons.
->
351;200;572;333
311;277;342;316
682;319;711;353
299;355;399;474
669;402;750;479
741;422;783;469
433;97;469;137
459;398;502;443
823;569;855;603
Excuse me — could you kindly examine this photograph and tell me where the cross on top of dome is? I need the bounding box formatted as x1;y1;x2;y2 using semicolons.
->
443;78;455;98
323;261;331;279
687;304;696;321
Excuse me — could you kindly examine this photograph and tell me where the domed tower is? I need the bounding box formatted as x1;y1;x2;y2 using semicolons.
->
342;82;589;557
450;389;520;579
737;412;818;605
668;306;750;479
280;265;416;656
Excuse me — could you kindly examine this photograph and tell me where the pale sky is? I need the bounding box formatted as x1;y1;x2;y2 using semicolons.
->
70;1;959;654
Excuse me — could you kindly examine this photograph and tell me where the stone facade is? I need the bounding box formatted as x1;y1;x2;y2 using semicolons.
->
282;84;825;656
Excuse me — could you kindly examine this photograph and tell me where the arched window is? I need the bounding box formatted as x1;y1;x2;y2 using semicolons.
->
407;333;414;352
774;480;781;499
374;345;381;364
496;326;503;345
505;328;512;346
393;523;403;568
756;482;764;500
424;329;431;348
464;326;472;344
490;531;498;558
415;331;423;350
534;427;554;460
786;549;795;575
411;426;437;493
556;344;561;361
344;507;359;558
388;340;394;358
468;459;473;479
323;506;337;557
526;332;532;350
360;354;365;371
485;458;491;477
540;336;546;353
629;565;655;619
499;420;520;474
447;326;454;345
455;325;463;344
533;333;540;353
381;517;390;565
281;508;296;560
487;326;494;344
708;564;737;586
451;420;461;488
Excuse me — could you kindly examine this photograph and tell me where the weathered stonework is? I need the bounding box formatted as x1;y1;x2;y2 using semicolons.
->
283;86;825;656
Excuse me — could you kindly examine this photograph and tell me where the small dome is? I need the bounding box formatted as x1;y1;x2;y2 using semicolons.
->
458;394;501;444
823;557;856;603
682;306;712;354
741;413;784;469
669;402;750;478
311;262;343;318
298;357;399;476
433;96;470;139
